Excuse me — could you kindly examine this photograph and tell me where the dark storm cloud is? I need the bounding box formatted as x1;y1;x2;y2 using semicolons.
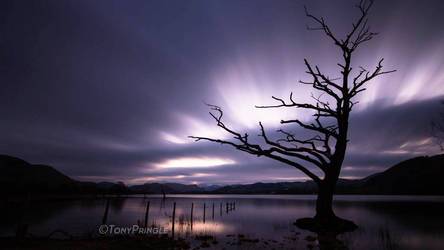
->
1;0;443;184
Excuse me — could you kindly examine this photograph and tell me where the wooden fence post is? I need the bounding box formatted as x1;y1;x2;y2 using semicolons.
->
144;201;150;227
203;203;206;223
102;198;110;224
172;202;176;238
191;202;194;230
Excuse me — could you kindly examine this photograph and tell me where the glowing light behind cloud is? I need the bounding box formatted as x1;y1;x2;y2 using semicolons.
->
392;41;444;105
384;137;438;155
212;59;313;129
153;157;236;169
160;131;187;144
210;48;444;127
129;173;217;185
204;39;444;125
163;30;444;144
271;177;310;181
159;114;232;145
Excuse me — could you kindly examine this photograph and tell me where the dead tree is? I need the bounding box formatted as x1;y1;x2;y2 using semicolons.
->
190;0;394;230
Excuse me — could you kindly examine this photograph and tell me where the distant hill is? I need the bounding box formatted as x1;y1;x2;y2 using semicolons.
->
130;182;202;194
0;155;129;195
213;154;444;195
199;184;223;191
1;154;443;195
346;154;444;194
0;155;74;193
212;181;318;194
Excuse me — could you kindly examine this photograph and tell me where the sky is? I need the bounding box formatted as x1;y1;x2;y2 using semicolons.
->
1;0;444;185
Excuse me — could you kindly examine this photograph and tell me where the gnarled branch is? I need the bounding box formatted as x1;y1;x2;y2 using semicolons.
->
189;105;322;183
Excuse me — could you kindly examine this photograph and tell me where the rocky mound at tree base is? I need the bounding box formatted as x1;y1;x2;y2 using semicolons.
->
295;216;358;235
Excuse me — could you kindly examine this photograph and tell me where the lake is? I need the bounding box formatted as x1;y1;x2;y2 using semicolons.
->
2;195;444;249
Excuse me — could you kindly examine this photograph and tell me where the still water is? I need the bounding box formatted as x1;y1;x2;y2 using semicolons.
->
2;195;444;249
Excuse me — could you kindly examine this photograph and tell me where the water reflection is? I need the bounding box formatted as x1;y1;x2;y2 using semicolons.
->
1;195;444;249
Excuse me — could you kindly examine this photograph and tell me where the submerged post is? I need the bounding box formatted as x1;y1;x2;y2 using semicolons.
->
172;202;176;238
144;201;150;227
203;203;206;223
102;198;110;224
220;202;222;216
226;202;228;214
191;202;194;230
212;203;214;219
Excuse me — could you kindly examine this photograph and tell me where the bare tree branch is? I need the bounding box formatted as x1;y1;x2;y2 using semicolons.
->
349;58;396;98
189;105;322;184
256;93;337;118
258;122;328;170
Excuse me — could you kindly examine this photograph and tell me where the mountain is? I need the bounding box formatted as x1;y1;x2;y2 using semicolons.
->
97;182;117;190
130;183;202;194
347;154;444;194
0;154;74;193
213;181;318;194
198;184;223;191
212;154;444;195
1;153;443;195
0;155;130;195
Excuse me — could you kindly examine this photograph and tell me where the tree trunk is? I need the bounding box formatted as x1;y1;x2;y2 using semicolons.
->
295;170;357;233
315;178;337;225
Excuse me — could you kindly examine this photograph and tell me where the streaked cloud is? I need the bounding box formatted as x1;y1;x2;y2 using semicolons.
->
153;157;236;169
